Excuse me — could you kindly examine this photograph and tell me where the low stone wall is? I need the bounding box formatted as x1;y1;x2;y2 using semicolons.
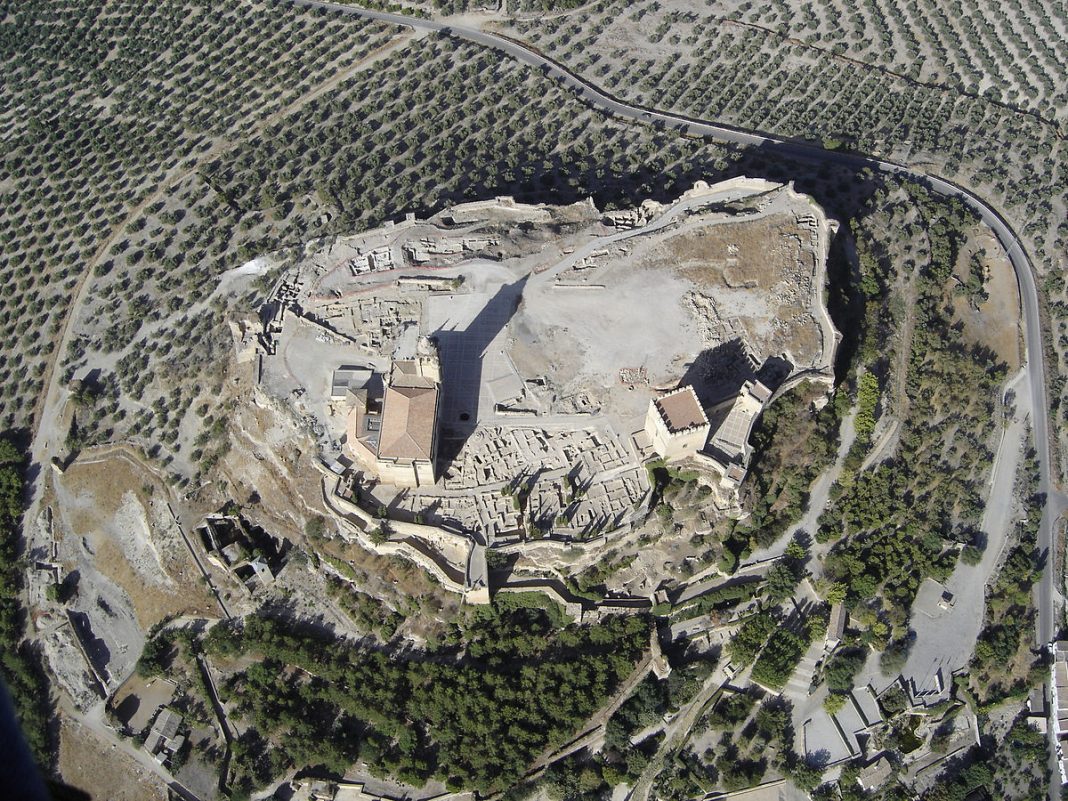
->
325;478;483;600
682;176;783;201
442;195;553;223
495;533;609;555
495;584;583;620
383;540;466;594
767;367;836;407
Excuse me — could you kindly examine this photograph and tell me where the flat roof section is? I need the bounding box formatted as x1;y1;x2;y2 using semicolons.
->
655;385;708;433
709;381;768;458
332;365;373;398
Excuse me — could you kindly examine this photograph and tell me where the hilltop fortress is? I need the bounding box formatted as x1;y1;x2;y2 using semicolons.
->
248;177;840;604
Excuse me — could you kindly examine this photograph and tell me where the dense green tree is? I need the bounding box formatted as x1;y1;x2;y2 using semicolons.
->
0;439;52;766
823;647;866;692
209;609;650;793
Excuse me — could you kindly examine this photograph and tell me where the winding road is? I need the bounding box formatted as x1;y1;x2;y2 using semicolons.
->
17;0;1063;795
284;0;1064;629
283;0;1068;792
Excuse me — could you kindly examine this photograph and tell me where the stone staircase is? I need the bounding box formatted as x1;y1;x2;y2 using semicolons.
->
783;639;824;702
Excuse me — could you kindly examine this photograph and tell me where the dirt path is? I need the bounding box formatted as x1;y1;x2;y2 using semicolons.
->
21;20;416;644
626;664;731;801
58;713;168;801
27;28;422;784
859;416;900;471
60;696;204;801
743;405;857;570
889;265;920;420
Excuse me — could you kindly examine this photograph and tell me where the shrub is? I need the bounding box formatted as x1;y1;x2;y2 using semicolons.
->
304;515;326;539
823;692;847;715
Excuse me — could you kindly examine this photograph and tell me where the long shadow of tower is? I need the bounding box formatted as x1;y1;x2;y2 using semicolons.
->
432;275;528;473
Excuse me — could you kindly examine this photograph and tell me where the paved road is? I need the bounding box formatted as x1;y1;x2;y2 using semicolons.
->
897;369;1031;697
293;0;1068;627
288;1;1067;791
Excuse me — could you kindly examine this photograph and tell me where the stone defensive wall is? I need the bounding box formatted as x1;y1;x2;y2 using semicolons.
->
323;477;489;602
796;187;843;385
437;195;553;224
323;478;653;612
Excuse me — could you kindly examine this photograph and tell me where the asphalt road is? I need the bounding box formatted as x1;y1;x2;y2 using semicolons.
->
288;0;1063;628
287;1;1068;792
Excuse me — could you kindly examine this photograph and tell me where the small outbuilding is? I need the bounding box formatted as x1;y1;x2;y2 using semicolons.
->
856;754;892;792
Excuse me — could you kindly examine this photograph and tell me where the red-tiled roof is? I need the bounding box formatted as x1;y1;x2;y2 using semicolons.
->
378;383;437;461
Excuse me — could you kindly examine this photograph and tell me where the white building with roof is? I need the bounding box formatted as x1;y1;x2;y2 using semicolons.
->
345;336;442;487
706;379;772;464
826;603;847;649
690;379;773;492
644;385;710;462
1051;641;1068;782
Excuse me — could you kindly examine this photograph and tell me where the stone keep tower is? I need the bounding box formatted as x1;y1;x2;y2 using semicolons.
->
644;385;710;462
